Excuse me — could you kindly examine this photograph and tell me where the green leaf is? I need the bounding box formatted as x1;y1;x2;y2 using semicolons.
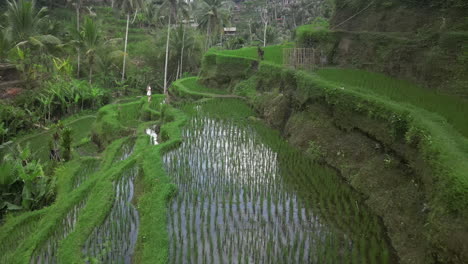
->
0;162;17;186
4;201;22;210
21;183;32;209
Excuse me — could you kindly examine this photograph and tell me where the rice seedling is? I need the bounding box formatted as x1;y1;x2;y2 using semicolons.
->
72;158;100;189
0;212;44;263
82;167;139;263
163;102;397;264
112;137;136;163
31;199;88;263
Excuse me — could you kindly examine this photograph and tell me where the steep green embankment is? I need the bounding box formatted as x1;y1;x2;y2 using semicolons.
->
198;49;468;264
296;0;468;98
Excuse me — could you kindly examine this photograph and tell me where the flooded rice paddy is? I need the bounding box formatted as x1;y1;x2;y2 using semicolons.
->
114;137;137;163
164;116;396;264
82;167;139;264
31;199;88;264
72;159;100;189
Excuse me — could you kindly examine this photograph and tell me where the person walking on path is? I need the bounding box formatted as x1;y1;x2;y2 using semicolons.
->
146;85;152;103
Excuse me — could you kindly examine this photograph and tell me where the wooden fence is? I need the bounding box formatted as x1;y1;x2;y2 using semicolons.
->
283;48;327;70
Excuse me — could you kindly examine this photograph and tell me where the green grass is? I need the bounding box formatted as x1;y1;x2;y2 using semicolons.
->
295;19;333;47
216;44;292;65
11;115;96;162
171;77;232;99
316;68;468;138
180;77;229;95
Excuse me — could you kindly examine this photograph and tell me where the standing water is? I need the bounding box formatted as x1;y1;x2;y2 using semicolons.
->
82;167;139;263
164;116;396;263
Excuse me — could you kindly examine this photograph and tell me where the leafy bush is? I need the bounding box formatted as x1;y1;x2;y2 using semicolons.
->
0;103;32;142
296;18;333;47
0;145;54;219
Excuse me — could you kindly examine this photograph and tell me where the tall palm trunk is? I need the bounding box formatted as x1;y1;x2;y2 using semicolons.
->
179;24;186;79
163;14;171;96
89;62;93;83
76;5;81;78
122;13;130;82
248;19;252;43
205;22;211;51
263;20;268;47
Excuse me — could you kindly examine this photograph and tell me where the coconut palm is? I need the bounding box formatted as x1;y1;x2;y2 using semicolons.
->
5;0;61;47
177;2;194;79
72;0;83;77
5;0;47;43
158;0;189;96
114;0;144;82
196;0;230;50
4;0;61;77
170;24;200;79
81;17;100;83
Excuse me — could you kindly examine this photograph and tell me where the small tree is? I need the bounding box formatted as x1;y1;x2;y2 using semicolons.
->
61;127;72;162
81;17;101;83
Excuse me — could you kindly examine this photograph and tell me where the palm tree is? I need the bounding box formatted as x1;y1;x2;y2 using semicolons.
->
5;0;61;48
260;7;268;47
72;0;83;78
5;0;61;79
196;0;230;50
158;0;189;96
170;24;199;79
0;30;12;62
178;2;193;79
5;0;47;43
81;17;100;83
114;0;144;82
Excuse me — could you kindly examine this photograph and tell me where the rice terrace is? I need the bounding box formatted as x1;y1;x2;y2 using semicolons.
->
0;0;467;264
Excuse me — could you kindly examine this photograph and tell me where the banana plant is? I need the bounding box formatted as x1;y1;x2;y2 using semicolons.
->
52;57;73;78
37;94;50;123
90;86;104;109
0;144;51;214
0;122;8;143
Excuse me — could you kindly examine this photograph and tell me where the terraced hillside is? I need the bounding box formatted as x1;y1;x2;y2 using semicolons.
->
199;45;468;264
0;96;178;264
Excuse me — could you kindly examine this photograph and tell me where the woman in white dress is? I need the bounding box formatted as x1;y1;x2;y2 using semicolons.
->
146;85;152;103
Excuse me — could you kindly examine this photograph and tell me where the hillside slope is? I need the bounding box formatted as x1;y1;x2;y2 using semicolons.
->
302;0;468;97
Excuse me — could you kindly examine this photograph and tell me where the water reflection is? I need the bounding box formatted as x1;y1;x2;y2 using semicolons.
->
82;167;139;264
146;126;159;145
